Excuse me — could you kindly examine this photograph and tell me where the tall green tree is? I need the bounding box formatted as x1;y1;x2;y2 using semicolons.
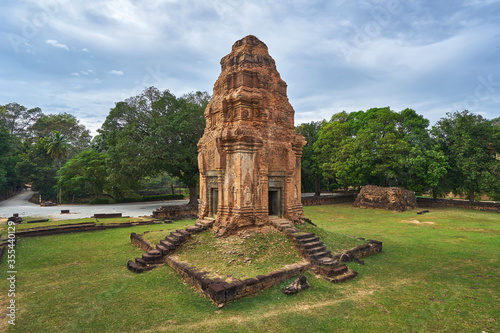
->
315;108;413;189
58;149;108;200
46;130;71;203
15;138;58;200
314;111;371;189
29;113;91;153
432;110;500;202
296;121;323;195
0;125;22;199
100;87;210;205
0;103;43;139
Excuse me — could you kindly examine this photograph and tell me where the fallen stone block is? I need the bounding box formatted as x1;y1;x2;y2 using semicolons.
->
282;275;310;295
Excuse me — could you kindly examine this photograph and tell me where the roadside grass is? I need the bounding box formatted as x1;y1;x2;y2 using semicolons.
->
0;204;498;332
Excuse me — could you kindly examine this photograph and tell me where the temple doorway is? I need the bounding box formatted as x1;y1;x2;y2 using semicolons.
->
268;189;282;217
210;188;218;217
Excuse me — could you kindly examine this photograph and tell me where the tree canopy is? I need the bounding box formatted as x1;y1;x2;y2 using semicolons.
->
98;87;210;204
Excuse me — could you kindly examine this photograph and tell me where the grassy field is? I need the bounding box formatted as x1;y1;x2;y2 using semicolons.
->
0;203;498;332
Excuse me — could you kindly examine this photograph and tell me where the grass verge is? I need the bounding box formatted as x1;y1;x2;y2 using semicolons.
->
0;204;498;332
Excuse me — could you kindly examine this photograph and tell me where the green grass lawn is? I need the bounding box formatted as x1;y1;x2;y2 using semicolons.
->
0;204;498;332
174;227;304;281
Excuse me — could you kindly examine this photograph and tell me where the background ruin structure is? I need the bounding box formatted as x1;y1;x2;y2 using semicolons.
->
197;35;306;236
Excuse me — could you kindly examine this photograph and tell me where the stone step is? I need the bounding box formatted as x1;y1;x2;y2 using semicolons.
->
199;218;215;227
170;231;186;242
194;222;208;230
165;236;180;246
315;257;338;267
329;269;358;284
176;229;191;237
302;241;324;250
297;236;320;244
310;251;331;260
142;250;163;263
294;232;315;240
135;257;147;267
186;226;203;233
160;239;176;250
306;246;327;255
283;227;300;234
330;265;348;276
156;244;170;256
127;260;144;273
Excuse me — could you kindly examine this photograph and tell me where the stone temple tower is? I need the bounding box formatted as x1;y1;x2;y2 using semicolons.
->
197;35;306;236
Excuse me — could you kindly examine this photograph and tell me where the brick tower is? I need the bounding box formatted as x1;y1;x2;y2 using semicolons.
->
197;35;306;236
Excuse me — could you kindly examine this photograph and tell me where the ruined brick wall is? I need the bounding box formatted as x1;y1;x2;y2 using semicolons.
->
417;198;499;212
197;35;306;236
353;185;417;211
152;205;198;220
301;194;356;206
165;256;310;305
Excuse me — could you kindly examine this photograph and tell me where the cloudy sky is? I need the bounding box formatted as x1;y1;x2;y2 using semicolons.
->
1;0;499;135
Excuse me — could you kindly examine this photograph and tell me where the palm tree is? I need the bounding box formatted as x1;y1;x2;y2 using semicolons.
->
46;130;70;203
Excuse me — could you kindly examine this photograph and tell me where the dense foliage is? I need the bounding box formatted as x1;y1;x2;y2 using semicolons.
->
97;87;210;205
307;108;499;201
1;96;497;204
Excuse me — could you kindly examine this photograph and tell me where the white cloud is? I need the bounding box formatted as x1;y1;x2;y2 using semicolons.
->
108;70;124;75
71;72;79;76
80;70;95;75
45;39;70;51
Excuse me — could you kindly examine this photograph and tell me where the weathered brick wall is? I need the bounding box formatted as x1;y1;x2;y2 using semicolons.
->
152;205;198;220
417;198;499;212
301;194;356;206
332;240;383;262
130;232;153;252
165;256;310;305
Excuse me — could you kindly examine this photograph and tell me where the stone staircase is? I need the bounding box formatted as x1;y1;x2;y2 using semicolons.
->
269;217;357;283
127;218;215;274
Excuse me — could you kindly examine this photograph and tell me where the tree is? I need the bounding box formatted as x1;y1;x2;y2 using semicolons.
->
0;125;22;199
296;121;323;195
100;87;210;205
15;138;58;200
29;113;91;153
315;108;413;190
0;103;43;139
314;111;371;190
147;90;209;205
46;130;71;203
432;110;500;202
58;149;108;200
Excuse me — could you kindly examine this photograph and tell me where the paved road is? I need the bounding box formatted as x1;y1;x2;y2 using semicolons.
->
0;189;188;220
0;190;343;220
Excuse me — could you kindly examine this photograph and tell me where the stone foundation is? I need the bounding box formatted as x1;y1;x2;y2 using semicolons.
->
165;256;310;306
152;205;198;220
